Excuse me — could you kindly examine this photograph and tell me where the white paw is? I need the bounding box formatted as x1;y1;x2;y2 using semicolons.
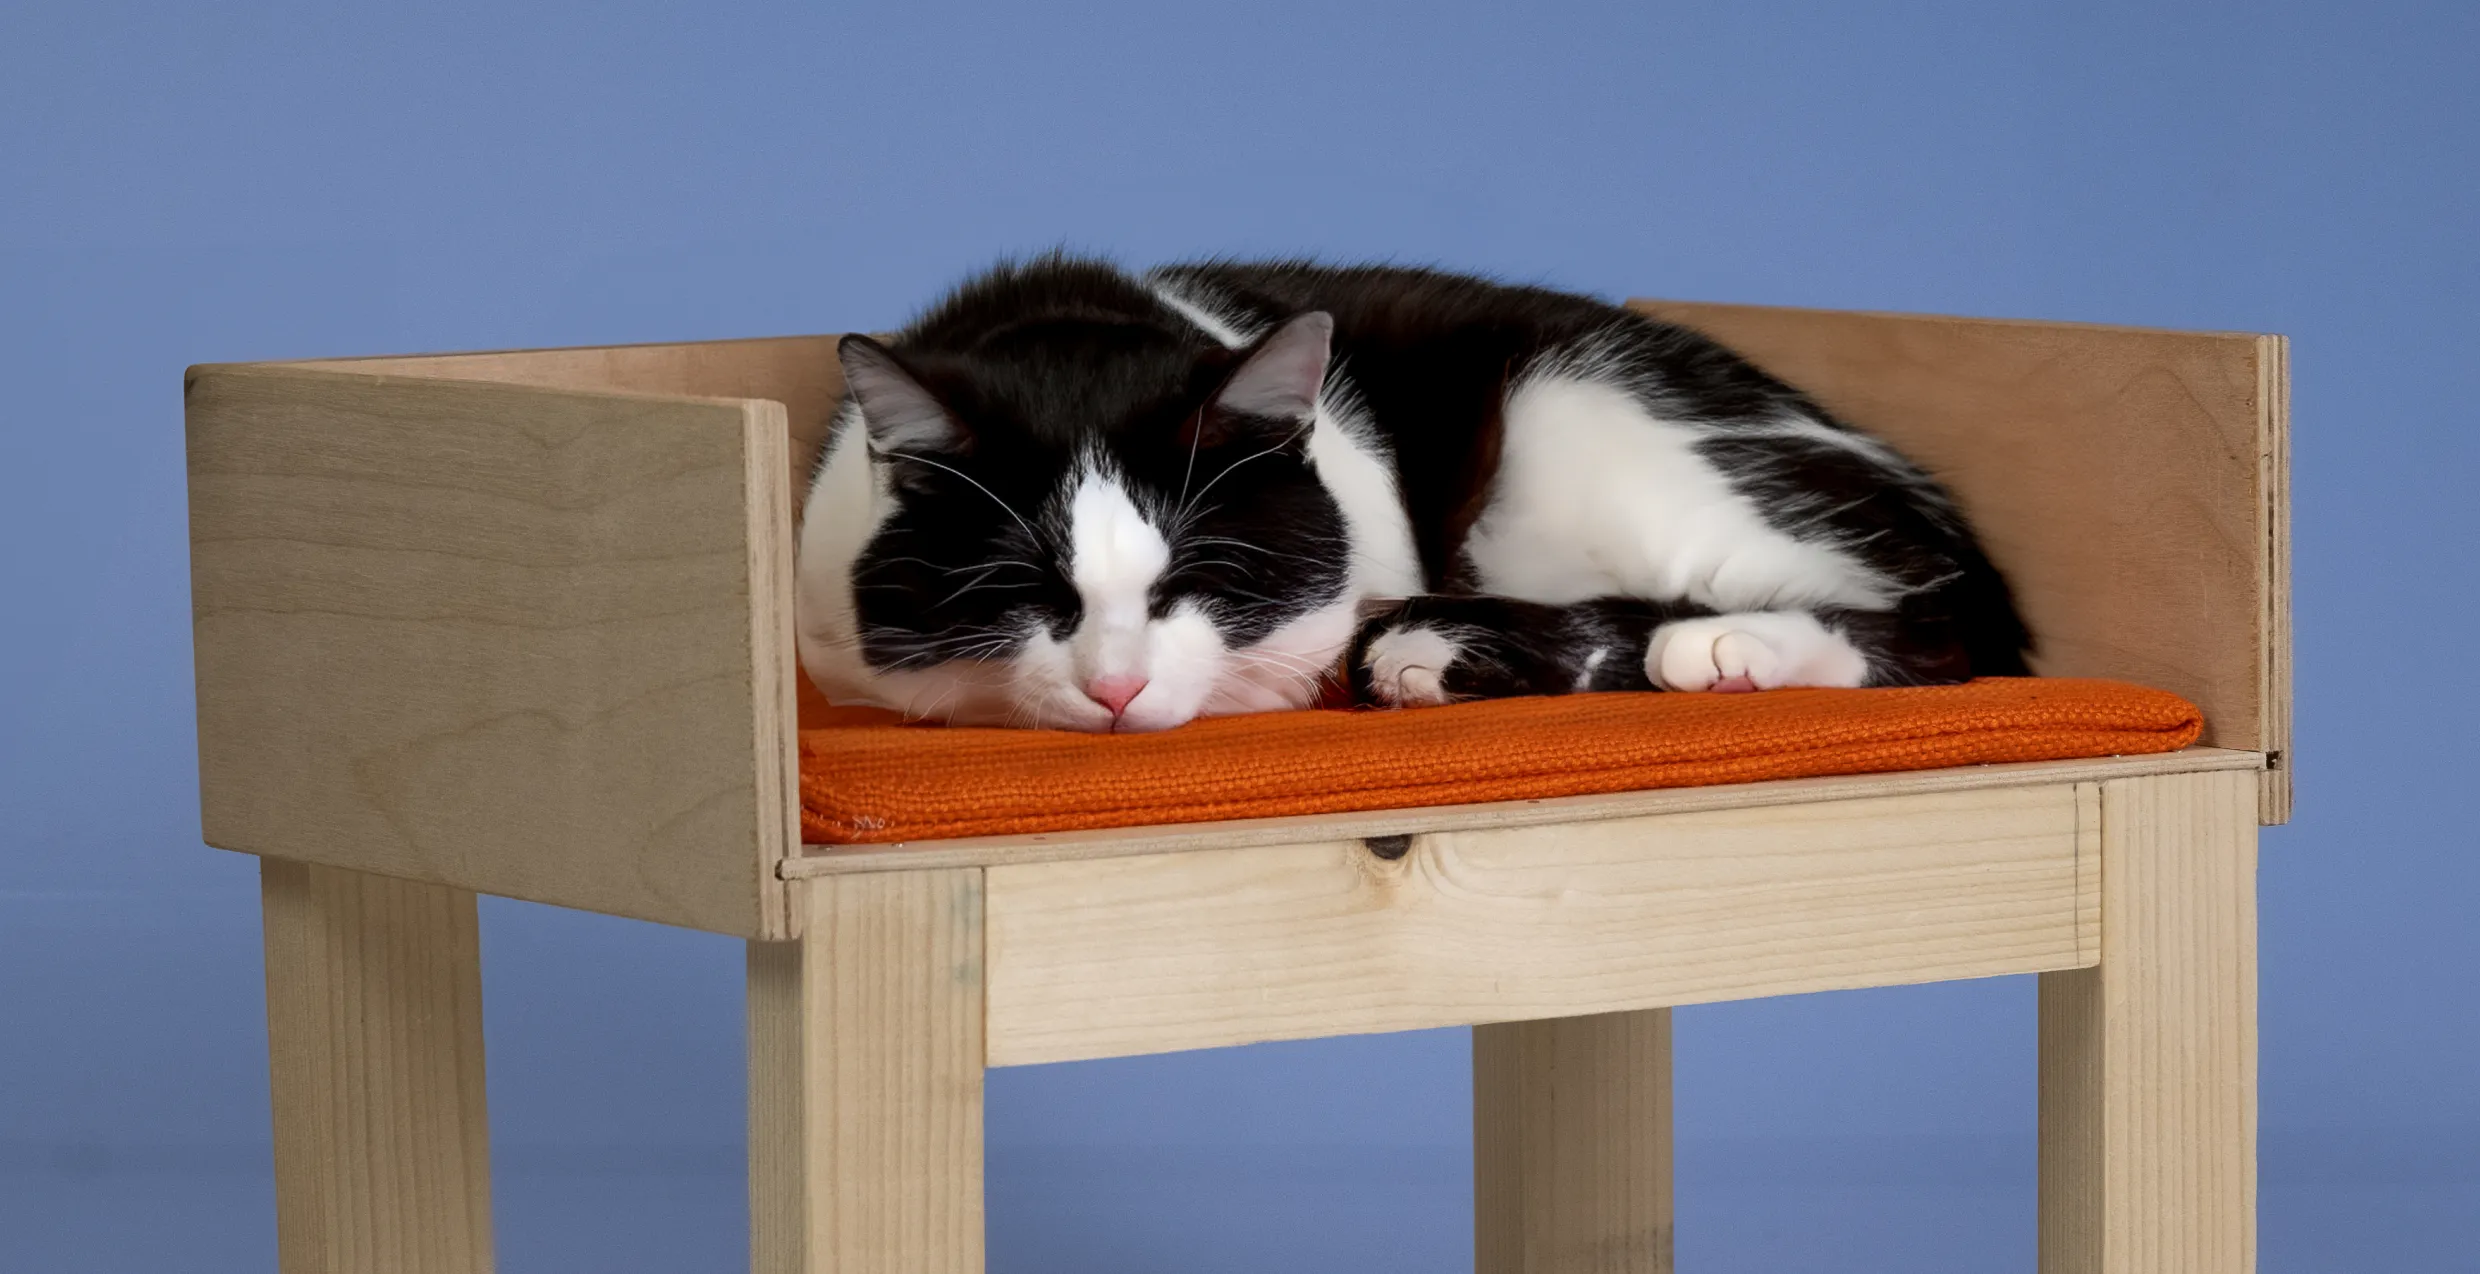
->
1362;624;1464;707
1645;612;1870;693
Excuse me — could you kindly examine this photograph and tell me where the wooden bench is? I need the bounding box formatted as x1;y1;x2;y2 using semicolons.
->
185;298;2289;1273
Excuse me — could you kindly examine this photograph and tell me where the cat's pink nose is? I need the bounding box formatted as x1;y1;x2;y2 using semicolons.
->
1085;675;1148;717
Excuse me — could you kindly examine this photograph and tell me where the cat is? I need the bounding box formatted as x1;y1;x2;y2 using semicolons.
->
794;255;2030;732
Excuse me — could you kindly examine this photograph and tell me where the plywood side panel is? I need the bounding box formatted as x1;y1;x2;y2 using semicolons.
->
984;784;2093;1065
294;335;848;494
188;365;796;937
1632;301;2285;785
288;337;852;730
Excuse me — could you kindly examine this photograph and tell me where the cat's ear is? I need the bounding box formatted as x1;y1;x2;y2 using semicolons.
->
839;335;967;454
1205;311;1332;430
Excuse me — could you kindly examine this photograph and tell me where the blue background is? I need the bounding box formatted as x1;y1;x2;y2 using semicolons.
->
5;2;2474;1269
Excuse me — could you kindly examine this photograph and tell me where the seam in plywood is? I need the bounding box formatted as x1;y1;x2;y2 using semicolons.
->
2259;334;2294;825
743;400;801;940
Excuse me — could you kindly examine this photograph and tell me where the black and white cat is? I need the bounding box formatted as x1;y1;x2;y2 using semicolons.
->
795;256;2029;732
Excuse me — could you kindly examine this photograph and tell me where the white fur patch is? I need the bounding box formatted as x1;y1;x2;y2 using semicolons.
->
1462;373;1895;613
1202;598;1357;716
1645;611;1870;692
1730;412;1913;471
1575;645;1610;692
1058;466;1181;726
1147;278;1259;348
1309;383;1423;601
1066;469;1169;639
1362;624;1466;708
795;406;898;703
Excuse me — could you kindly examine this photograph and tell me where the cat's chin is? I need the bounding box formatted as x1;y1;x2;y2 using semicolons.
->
832;644;1332;732
1036;675;1317;733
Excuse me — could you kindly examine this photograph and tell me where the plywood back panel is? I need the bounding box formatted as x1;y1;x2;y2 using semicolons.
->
187;364;799;937
1635;301;2289;821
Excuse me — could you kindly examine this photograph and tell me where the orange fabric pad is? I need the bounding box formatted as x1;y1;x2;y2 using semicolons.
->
798;678;2203;845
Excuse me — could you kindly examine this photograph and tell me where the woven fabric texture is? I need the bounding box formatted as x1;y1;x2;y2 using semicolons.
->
798;677;2203;845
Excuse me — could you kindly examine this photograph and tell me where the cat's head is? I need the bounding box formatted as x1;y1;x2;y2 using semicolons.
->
797;307;1357;731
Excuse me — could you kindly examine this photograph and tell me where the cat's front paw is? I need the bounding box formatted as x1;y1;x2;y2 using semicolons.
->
1645;612;1870;692
1358;623;1469;708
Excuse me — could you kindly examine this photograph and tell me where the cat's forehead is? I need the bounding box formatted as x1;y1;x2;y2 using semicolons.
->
929;322;1221;441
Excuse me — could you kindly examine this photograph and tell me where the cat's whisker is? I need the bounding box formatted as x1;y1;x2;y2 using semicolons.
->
933;565;1041;609
914;679;969;724
1171;428;1307;529
859;580;1038;595
895;452;1043;544
1230;647;1329;675
1175;407;1205;517
867;555;1041;578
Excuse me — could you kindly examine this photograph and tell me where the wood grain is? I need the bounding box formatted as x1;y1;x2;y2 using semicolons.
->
187;364;799;938
983;784;2095;1066
747;938;807;1274
2257;335;2293;823
285;304;2296;776
791;748;2258;874
749;872;986;1274
1475;1008;1674;1274
288;336;857;731
261;859;494;1274
295;334;847;499
2038;770;2257;1273
1635;300;2289;822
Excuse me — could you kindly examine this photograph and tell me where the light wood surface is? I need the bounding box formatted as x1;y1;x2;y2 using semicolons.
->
288;336;857;730
749;871;987;1274
791;747;2259;874
187;364;799;938
1475;1008;1674;1274
295;334;847;500
2038;770;2257;1273
2256;335;2292;823
261;859;494;1274
982;783;2096;1066
1635;301;2291;823
747;939;808;1274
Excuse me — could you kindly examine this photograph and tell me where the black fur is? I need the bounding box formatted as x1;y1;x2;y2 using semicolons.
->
840;258;1354;671
1345;595;1708;700
1157;260;2032;686
824;253;2030;713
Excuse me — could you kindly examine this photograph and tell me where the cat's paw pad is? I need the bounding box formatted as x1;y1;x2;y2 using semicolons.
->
1645;612;1869;693
1361;624;1466;707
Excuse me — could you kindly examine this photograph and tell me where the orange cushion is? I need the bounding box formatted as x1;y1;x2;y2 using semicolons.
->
798;678;2202;845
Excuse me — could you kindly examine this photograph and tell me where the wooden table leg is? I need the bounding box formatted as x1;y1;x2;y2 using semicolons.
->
260;858;495;1274
1476;1006;1675;1274
2040;770;2258;1273
749;870;986;1274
